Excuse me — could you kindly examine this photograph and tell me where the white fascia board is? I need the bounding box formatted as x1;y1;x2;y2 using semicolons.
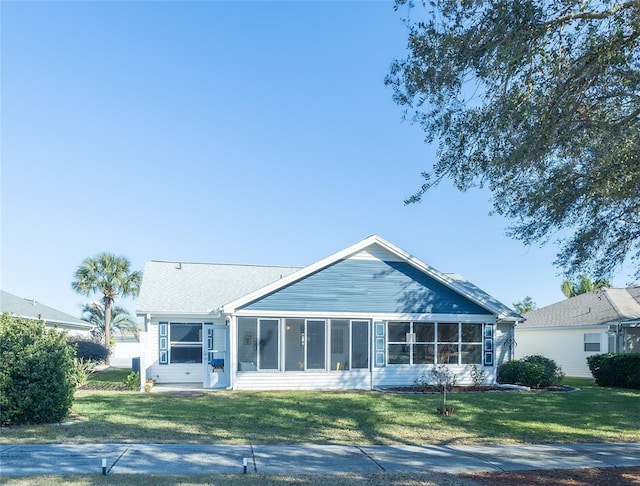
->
232;309;495;322
516;323;610;332
137;311;223;321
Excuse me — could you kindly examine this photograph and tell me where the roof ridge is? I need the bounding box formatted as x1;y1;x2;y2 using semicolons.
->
148;260;302;269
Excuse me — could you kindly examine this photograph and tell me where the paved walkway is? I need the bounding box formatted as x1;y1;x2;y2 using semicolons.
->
1;442;639;476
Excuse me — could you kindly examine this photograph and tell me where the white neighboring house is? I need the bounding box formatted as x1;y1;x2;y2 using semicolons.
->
517;287;640;378
136;235;522;391
0;290;93;337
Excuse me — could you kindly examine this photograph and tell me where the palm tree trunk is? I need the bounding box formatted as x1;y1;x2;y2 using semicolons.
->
104;297;113;362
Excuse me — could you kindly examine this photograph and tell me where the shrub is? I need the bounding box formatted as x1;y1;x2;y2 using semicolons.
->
587;353;640;389
521;355;565;387
68;337;110;363
496;360;523;385
0;313;76;426
74;358;97;387
497;355;564;388
124;372;140;391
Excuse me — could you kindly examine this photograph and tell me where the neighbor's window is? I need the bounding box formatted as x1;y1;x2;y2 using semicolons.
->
584;333;601;352
169;323;203;364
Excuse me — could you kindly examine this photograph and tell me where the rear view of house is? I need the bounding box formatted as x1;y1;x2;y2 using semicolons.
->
136;235;521;390
517;287;640;378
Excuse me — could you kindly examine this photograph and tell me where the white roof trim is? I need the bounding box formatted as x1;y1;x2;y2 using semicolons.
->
221;234;516;319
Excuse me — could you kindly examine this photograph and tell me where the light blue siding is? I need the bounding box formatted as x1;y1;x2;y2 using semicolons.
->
240;259;491;315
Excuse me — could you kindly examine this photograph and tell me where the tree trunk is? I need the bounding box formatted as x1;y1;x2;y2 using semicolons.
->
104;297;113;363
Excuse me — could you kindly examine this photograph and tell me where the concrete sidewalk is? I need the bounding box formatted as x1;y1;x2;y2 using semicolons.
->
1;442;639;477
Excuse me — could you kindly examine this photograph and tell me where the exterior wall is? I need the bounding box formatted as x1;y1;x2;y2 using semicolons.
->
145;319;211;384
515;326;609;378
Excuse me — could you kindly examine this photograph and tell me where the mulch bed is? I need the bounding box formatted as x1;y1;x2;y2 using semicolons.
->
382;384;576;393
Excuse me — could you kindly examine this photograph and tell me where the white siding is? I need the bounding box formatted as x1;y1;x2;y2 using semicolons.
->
372;364;495;388
233;364;496;390
146;320;204;384
515;327;608;378
235;370;371;390
350;245;403;262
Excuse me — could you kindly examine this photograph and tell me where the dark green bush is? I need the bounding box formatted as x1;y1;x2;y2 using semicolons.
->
496;360;523;385
68;337;110;363
0;313;76;426
521;355;565;387
587;353;640;389
497;355;564;388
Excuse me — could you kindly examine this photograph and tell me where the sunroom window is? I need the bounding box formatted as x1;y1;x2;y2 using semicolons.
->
387;322;483;365
237;317;279;371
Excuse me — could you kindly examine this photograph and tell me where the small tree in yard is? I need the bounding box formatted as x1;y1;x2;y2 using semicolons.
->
0;313;76;426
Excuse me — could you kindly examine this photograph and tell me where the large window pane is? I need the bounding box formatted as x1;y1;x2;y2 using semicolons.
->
171;346;202;363
351;320;369;369
438;323;459;342
237;318;257;370
437;343;459;364
306;320;326;369
388;344;410;364
462;323;482;343
259;319;279;370
413;344;435;364
388;322;410;342
461;344;482;364
330;320;349;370
415;322;435;342
169;323;203;364
170;323;202;342
285;318;305;371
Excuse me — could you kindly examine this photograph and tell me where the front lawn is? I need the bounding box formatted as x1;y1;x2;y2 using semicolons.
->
2;374;638;445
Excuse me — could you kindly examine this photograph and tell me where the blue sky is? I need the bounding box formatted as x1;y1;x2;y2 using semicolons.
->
1;1;629;318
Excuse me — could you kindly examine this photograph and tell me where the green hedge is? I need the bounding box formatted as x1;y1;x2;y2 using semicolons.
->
587;353;640;389
497;355;565;388
0;313;76;426
67;337;110;363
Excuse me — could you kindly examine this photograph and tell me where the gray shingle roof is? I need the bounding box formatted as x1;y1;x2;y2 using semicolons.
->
446;273;523;321
520;287;640;328
0;290;92;330
136;261;301;314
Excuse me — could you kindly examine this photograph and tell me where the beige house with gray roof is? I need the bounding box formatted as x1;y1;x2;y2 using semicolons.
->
517;287;640;378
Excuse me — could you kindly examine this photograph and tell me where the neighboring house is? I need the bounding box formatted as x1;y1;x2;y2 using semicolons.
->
517;287;640;378
0;290;93;337
136;235;521;390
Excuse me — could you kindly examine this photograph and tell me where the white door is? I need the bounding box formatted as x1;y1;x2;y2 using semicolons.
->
204;324;229;388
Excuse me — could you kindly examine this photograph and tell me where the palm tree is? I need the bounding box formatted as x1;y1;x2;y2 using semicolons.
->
72;253;142;349
81;301;138;341
561;275;611;298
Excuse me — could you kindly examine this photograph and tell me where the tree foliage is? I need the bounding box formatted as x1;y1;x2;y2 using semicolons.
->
561;274;611;297
387;0;640;280
0;313;76;426
81;301;138;341
72;253;141;349
513;296;537;314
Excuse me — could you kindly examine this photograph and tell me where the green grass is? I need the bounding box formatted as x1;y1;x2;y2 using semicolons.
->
2;375;639;446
